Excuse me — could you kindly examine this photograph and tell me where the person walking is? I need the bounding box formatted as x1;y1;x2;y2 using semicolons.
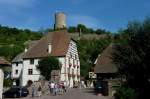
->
50;81;55;95
63;81;67;93
54;83;58;96
37;85;42;97
48;82;51;95
59;82;63;95
31;83;36;97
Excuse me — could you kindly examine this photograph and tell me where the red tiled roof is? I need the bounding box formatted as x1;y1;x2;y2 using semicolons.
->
23;30;71;58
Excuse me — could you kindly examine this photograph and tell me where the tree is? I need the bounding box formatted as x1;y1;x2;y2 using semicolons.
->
95;29;105;35
112;17;150;99
68;26;77;33
77;39;111;78
0;25;42;60
77;24;88;33
37;56;61;80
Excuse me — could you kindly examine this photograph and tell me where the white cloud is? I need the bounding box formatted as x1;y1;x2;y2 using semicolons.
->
68;14;103;29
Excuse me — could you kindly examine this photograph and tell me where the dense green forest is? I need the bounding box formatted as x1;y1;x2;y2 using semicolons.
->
0;25;43;60
68;24;111;34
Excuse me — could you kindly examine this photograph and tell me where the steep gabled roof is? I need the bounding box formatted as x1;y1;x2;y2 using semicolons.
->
24;40;39;49
23;30;71;59
0;57;10;65
12;53;24;63
94;44;117;73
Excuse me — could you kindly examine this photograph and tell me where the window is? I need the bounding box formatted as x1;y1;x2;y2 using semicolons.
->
75;54;77;60
15;70;18;74
28;69;33;75
69;58;72;67
16;63;18;66
70;52;72;58
38;60;40;64
30;59;34;64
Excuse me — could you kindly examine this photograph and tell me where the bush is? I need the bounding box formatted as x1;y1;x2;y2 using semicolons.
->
4;79;13;87
114;84;137;99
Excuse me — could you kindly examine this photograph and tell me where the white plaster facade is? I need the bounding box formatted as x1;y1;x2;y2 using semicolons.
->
21;59;40;86
12;40;80;87
11;62;23;79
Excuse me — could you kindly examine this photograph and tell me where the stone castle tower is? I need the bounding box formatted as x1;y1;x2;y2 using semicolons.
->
54;12;67;30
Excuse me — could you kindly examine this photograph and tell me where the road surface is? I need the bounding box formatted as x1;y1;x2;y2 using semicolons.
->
5;88;109;99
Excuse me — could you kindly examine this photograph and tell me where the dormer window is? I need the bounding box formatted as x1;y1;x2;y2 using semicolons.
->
30;59;34;65
48;43;52;53
16;63;18;66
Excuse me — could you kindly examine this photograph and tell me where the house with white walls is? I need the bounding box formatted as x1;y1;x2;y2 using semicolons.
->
0;57;11;79
12;30;80;87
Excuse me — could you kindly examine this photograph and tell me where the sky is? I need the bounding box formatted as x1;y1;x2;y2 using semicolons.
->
0;0;150;33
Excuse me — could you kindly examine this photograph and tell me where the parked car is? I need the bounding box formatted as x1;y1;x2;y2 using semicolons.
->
3;86;29;98
94;80;108;96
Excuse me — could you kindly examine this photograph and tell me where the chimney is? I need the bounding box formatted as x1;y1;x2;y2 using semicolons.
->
48;43;52;53
24;48;28;52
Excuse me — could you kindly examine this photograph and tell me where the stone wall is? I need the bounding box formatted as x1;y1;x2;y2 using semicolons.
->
107;79;121;97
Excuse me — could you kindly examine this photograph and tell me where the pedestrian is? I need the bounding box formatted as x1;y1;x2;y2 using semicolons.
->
54;83;58;96
63;81;67;92
59;82;63;95
48;82;51;94
37;85;42;97
85;80;87;88
32;83;36;97
50;81;55;95
81;81;84;88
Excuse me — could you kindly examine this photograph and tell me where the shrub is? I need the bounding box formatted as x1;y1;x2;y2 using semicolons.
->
114;84;137;99
4;79;13;87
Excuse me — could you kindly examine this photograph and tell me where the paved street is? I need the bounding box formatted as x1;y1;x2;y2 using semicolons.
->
5;88;109;99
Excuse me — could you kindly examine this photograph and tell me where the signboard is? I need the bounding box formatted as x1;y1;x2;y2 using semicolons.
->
89;72;97;78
